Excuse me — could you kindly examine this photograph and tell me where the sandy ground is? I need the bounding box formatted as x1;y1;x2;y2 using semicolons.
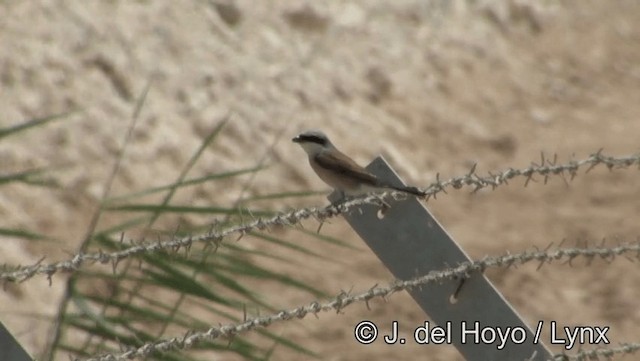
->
1;0;640;360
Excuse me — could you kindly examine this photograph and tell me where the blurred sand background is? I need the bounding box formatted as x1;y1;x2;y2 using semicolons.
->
1;0;640;360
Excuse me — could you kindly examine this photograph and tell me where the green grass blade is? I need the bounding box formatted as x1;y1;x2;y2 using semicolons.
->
0;110;76;139
104;166;265;204
105;204;276;217
147;115;230;226
296;228;361;250
242;190;325;202
0;227;52;242
249;231;327;259
0;168;59;187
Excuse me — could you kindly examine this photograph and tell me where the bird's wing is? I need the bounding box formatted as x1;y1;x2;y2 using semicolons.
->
314;151;378;186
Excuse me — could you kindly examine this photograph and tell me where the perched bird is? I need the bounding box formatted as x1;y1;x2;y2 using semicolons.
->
292;130;426;199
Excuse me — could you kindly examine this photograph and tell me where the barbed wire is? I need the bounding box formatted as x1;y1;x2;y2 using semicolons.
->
80;241;640;361
559;343;640;360
1;151;639;284
428;150;639;195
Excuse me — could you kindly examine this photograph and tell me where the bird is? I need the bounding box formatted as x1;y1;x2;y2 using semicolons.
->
292;130;426;200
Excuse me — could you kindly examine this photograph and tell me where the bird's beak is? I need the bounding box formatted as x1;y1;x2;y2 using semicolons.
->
292;135;301;143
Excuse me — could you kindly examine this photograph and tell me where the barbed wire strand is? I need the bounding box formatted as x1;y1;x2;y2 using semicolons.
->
2;151;639;285
559;343;640;361
81;242;640;361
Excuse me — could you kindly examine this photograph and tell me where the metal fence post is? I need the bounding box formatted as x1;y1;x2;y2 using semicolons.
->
331;156;553;361
0;321;32;361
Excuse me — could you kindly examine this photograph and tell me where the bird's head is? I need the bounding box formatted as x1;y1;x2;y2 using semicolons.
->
292;130;333;155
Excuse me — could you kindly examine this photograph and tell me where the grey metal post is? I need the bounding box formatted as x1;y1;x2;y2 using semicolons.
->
331;156;553;361
0;321;32;361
